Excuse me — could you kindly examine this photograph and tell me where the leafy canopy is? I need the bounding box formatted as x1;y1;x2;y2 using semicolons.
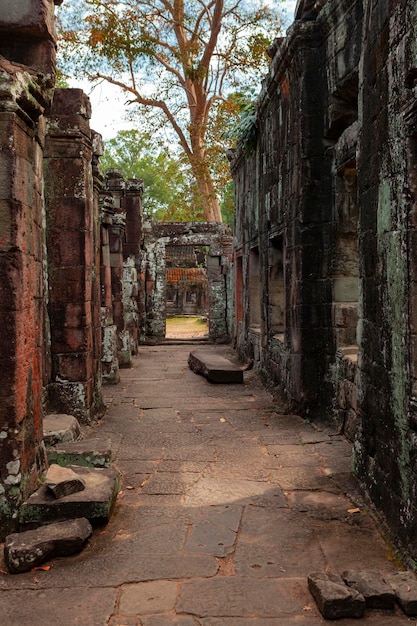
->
57;0;284;221
100;129;205;221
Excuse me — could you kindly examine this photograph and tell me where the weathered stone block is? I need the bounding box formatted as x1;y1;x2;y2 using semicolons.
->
188;350;243;384
308;571;366;619
387;572;417;616
43;413;81;446
4;518;92;574
47;438;112;468
342;570;396;609
44;464;86;499
19;466;120;526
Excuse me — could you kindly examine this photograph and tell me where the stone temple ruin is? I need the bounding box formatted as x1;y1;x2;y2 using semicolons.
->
2;0;417;569
0;0;232;539
230;0;417;561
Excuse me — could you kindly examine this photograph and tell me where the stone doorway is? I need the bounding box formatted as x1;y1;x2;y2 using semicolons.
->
142;221;232;342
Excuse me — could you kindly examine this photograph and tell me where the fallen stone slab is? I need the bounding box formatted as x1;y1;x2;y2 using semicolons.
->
47;438;112;468
20;466;120;527
308;571;366;619
188;350;243;384
43;413;81;446
4;518;92;574
387;571;417;616
45;464;86;499
342;570;396;609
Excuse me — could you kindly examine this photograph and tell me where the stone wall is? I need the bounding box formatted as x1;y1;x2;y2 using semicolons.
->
0;1;145;534
44;88;103;423
0;0;62;535
230;0;417;559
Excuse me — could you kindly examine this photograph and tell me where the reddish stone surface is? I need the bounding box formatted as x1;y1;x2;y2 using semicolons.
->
44;89;102;424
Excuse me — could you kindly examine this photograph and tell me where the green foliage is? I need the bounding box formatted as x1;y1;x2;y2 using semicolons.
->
57;0;285;221
222;89;258;151
101;130;205;221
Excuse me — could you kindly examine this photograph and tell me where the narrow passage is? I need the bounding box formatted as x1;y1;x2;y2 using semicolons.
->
0;345;410;624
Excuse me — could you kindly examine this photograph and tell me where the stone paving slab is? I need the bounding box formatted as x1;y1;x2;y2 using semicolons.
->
176;577;311;618
0;588;117;626
0;345;414;624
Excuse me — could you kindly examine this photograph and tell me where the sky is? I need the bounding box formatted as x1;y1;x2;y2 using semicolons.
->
77;1;298;140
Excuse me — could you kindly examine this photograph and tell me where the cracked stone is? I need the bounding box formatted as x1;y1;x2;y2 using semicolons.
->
342;570;396;609
308;571;366;619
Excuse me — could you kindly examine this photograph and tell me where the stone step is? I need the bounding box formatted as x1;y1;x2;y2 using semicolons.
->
43;413;81;446
19;466;120;528
188;350;243;383
47;438;112;468
4;518;92;574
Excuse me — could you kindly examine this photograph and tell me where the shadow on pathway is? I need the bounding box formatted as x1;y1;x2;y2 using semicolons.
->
0;345;412;625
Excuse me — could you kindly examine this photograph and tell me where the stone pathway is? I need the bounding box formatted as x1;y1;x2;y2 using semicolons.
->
0;345;415;624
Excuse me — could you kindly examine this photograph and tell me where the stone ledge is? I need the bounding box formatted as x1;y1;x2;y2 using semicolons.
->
387;572;417;616
47;438;113;468
342;570;396;609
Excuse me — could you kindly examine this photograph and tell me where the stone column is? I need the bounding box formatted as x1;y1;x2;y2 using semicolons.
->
0;0;61;537
105;171;143;364
44;88;103;424
91;132;105;413
122;179;144;355
100;194;120;384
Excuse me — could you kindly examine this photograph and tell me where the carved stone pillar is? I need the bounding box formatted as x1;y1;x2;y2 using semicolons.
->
44;88;103;424
0;0;61;537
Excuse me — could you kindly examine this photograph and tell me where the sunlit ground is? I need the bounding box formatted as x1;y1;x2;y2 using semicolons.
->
166;316;209;339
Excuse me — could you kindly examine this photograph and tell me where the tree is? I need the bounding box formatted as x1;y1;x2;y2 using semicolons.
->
100;129;205;221
57;0;284;222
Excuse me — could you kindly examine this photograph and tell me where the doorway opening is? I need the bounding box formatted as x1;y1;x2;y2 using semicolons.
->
165;245;209;339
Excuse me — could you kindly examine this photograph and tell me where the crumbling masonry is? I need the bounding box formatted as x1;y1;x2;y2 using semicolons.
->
3;0;417;567
0;0;232;535
230;0;417;560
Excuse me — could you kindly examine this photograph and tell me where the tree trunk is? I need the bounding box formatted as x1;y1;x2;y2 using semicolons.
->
189;147;223;222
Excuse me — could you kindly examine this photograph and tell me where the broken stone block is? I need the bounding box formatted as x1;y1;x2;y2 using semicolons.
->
387;572;417;616
43;414;81;446
342;570;395;609
308;571;366;619
45;464;86;499
20;466;120;527
47;438;113;468
4;518;92;574
188;350;243;383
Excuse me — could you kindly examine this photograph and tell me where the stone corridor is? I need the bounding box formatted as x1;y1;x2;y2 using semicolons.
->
0;344;414;625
